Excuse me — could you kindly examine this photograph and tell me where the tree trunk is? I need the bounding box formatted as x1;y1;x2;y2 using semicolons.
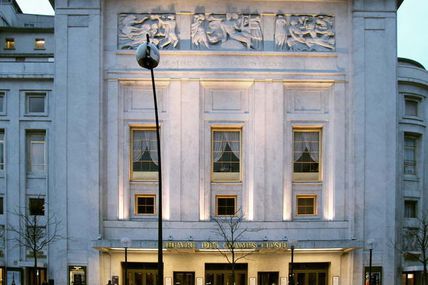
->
232;250;235;285
424;260;428;285
34;252;38;285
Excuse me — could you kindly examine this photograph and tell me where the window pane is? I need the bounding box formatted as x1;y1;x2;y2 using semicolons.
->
5;38;15;49
213;130;241;174
297;197;316;215
217;197;236;216
136;196;155;214
28;95;45;113
29;198;45;215
132;129;159;180
0;197;3;215
404;136;417;175
0;132;4;170
293;130;320;181
35;39;45;49
0;94;4;113
27;132;46;174
405;201;417;218
405;100;418;116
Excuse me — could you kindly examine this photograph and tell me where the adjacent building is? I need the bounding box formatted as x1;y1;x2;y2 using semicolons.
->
1;0;428;284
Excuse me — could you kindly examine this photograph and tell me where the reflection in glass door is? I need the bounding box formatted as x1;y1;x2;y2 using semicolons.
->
258;272;278;285
290;263;328;285
173;272;195;285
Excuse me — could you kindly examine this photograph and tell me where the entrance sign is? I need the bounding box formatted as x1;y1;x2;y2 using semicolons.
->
164;241;288;250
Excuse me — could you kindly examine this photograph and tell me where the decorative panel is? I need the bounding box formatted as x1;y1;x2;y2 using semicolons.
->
202;82;251;113
191;13;263;50
122;84;166;113
285;83;332;114
275;15;335;51
118;14;179;50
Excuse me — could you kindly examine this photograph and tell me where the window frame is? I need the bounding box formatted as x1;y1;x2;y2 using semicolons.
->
211;128;242;183
292;128;322;182
28;197;45;216
0;92;6;115
34;38;46;50
25;92;47;116
0;130;5;171
215;195;237;216
130;127;159;181
26;131;47;175
404;135;418;176
404;200;418;219
296;195;317;216
4;38;15;50
134;194;156;215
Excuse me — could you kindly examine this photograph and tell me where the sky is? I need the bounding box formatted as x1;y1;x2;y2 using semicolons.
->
13;0;428;70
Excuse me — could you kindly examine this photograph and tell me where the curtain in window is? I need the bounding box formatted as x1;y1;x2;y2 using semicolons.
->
213;131;240;162
31;142;45;172
133;130;159;166
294;132;319;162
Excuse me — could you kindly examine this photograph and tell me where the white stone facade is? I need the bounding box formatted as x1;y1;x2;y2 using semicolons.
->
1;0;428;284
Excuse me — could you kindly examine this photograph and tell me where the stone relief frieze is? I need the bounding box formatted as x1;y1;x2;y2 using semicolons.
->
118;14;179;50
275;15;335;52
191;13;263;50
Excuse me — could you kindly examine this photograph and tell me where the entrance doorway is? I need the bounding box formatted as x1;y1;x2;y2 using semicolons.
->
258;272;279;285
205;263;247;285
290;263;328;285
122;262;158;285
173;272;194;285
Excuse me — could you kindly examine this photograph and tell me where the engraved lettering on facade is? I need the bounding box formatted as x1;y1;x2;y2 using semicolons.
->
118;14;179;50
191;13;263;50
275;15;335;52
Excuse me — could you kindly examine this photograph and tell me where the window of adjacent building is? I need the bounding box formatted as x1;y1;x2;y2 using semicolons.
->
131;128;159;181
0;131;4;171
0;197;3;215
34;38;45;50
293;129;321;181
29;197;45;216
135;195;155;215
4;38;15;49
296;195;317;216
405;99;419;117
27;131;46;174
404;136;417;176
216;196;236;216
0;93;5;115
212;129;241;182
404;200;417;218
26;93;46;115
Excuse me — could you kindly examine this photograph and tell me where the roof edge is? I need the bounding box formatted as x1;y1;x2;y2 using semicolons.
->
398;57;426;70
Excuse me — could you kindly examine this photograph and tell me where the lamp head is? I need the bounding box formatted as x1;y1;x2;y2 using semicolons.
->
136;37;160;69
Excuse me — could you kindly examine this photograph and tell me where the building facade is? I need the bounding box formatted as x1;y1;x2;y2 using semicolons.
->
1;0;428;285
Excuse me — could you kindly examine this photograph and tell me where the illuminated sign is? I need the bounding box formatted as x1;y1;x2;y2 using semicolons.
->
164;241;288;250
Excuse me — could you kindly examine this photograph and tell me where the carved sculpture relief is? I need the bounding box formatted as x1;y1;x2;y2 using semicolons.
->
191;13;263;50
275;15;335;52
118;14;179;50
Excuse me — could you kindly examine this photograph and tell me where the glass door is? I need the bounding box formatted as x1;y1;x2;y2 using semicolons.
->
174;272;195;285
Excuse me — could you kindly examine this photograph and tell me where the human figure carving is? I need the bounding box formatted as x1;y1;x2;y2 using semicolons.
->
191;14;209;48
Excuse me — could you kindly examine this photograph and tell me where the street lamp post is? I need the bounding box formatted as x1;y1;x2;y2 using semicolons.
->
367;240;374;285
136;34;163;285
289;244;295;285
121;237;131;285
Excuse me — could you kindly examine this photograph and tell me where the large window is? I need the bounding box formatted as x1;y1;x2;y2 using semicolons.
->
404;136;417;176
293;129;321;181
4;38;15;49
212;129;241;182
27;131;46;175
131;128;159;181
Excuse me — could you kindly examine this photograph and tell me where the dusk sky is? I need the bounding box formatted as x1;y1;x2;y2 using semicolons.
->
14;0;428;69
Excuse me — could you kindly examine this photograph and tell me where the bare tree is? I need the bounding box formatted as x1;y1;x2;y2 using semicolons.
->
212;209;257;285
401;215;428;285
7;199;63;285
